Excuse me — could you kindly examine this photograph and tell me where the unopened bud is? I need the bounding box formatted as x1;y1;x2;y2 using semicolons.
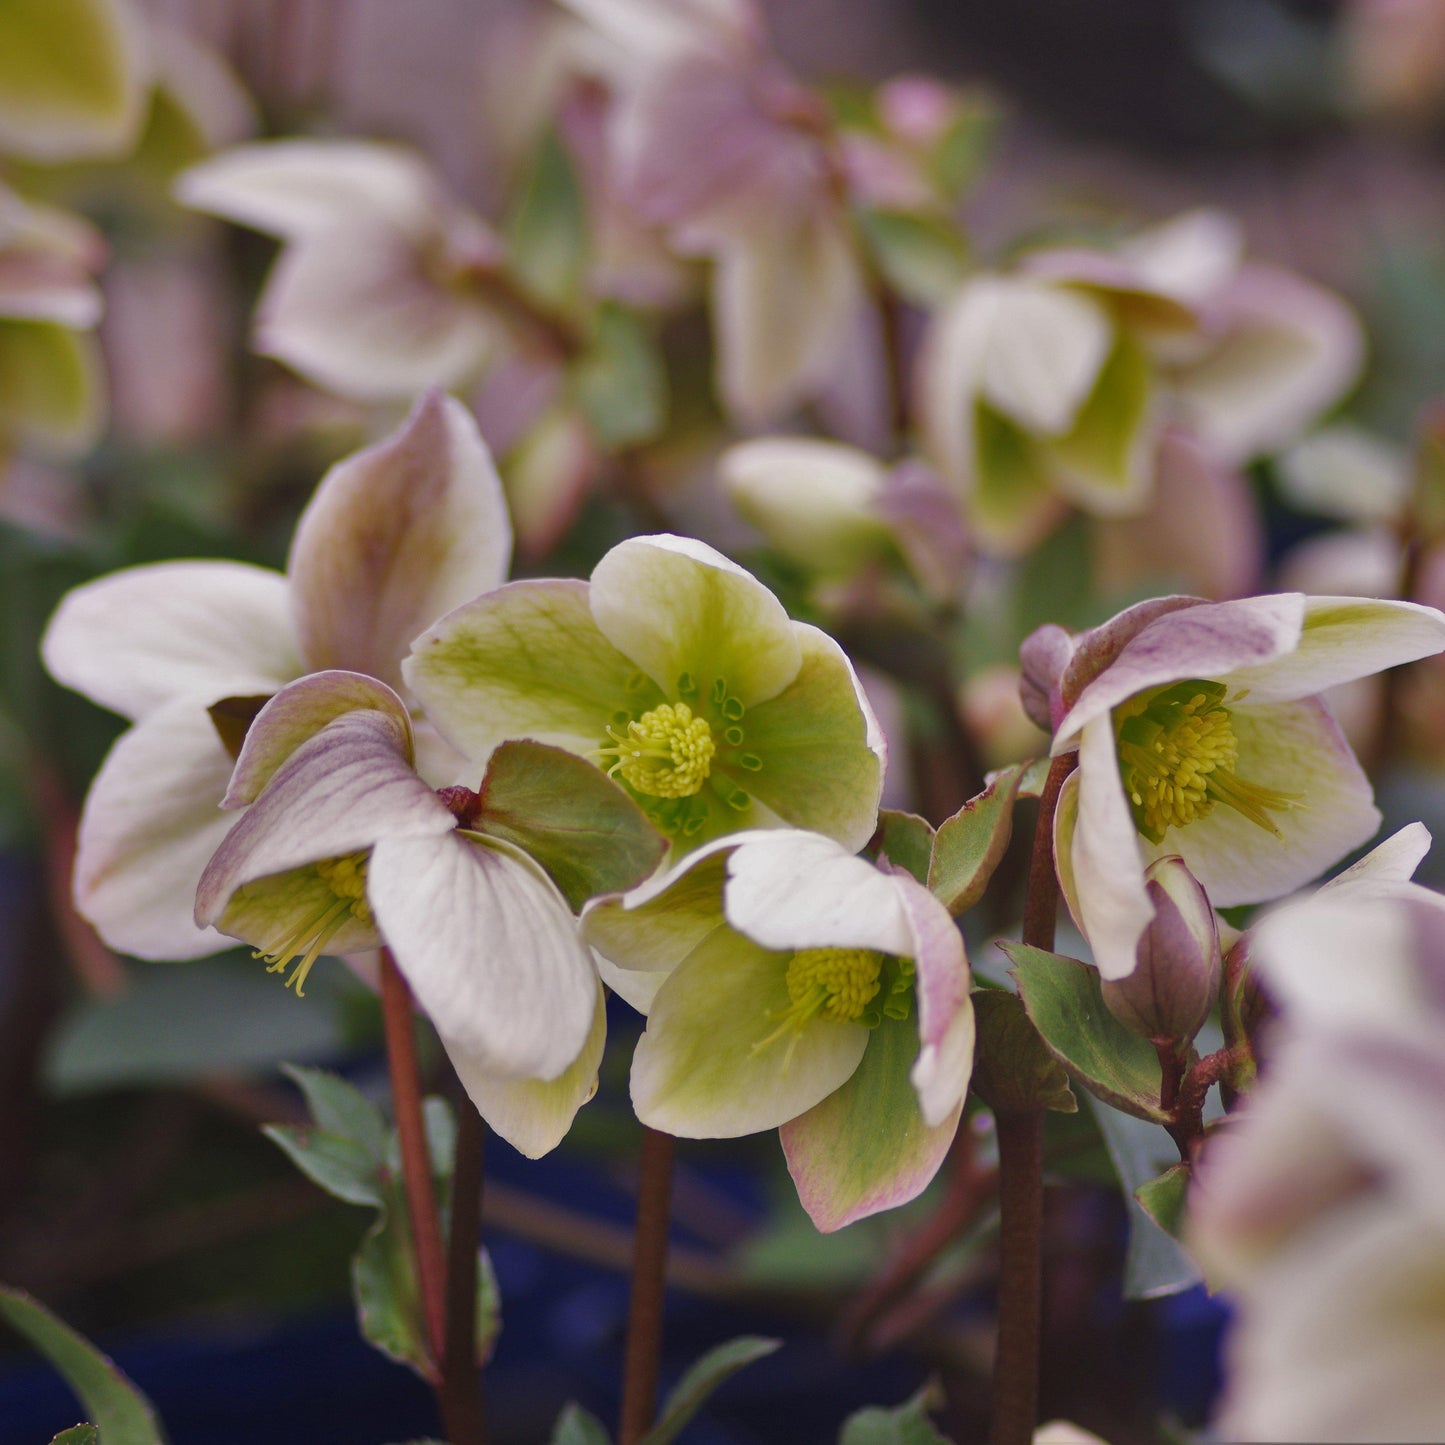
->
1102;856;1220;1043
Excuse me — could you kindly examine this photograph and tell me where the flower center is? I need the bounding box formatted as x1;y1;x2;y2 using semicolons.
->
254;853;373;998
595;701;716;799
1113;679;1300;846
750;947;889;1069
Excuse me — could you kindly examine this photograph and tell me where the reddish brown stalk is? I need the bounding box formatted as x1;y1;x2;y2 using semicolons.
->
442;1093;487;1445
989;752;1075;1445
619;1126;677;1444
378;952;449;1379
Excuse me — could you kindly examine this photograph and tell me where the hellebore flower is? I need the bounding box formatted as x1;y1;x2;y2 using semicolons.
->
196;671;603;1158
584;828;973;1230
405;533;885;855
41;391;512;957
1028;592;1445;980
1187;830;1445;1440
176;139;507;400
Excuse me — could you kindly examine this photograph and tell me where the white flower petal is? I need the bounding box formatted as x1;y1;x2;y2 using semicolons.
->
369;832;597;1081
42;561;300;720
73;701;237;960
444;978;606;1157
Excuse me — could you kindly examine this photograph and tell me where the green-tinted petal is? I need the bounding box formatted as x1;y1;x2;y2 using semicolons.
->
781;1013;963;1231
446;978;606;1157
0;0;147;162
405;578;658;763
214;862;379;960
589;534;800;706
630;926;868;1138
735;623;883;851
0;318;104;455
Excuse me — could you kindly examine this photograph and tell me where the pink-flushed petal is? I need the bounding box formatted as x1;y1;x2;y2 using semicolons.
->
175;140;446;242
589;534;800;705
1214;1199;1445;1443
722;831;915;956
405;578;650;763
1020;623;1075;732
1067;714;1158;980
42;560;301;721
1171;263;1364;463
287;391;512;693
0;252;101;327
445;977;607;1157
710;209;864;426
412;717;471;791
781;1012;964;1231
1092;428;1265;602
559;0;759;70
629;925;869;1137
1139;697;1379;909
897;870;974;1126
1215;596;1445;705
1057;595;1207;713
1055;594;1305;748
73;701;238;960
222;671;412;809
195;709;454;926
499;402;598;562
254;225;496;402
369;831;597;1081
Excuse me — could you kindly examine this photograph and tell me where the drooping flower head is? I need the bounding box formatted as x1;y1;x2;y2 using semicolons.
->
41;391;512;957
195;670;606;1158
1023;593;1445;980
584;828;973;1230
405;533;885;856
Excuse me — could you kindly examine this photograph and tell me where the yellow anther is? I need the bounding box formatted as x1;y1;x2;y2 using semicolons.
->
253;853;374;997
751;947;883;1069
1114;680;1300;845
594;702;716;799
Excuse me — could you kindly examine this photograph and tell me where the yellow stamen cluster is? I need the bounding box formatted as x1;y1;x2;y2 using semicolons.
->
255;853;374;998
596;702;715;798
1114;679;1300;845
751;947;883;1067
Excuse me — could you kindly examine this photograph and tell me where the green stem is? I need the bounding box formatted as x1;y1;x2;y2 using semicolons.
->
989;752;1074;1445
618;1126;676;1444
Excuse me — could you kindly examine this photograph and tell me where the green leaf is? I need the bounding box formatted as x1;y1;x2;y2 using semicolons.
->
50;1427;99;1444
856;208;970;306
352;1189;432;1378
551;1403;613;1445
472;739;668;910
1136;1162;1192;1241
969;989;1076;1115
1085;1096;1200;1299
838;1381;949;1444
264;1123;384;1208
506;129;587;309
573;303;668;451
928;763;1026;914
640;1336;782;1445
281;1065;390;1162
871;809;935;885
1004;942;1168;1124
0;1287;166;1445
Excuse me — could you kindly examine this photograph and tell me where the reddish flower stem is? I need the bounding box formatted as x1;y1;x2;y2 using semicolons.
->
378;952;450;1394
619;1126;676;1444
442;1094;488;1445
989;751;1075;1445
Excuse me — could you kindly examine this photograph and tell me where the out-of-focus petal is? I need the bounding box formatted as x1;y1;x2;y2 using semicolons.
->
0;319;104;456
287;391;512;693
42;560;299;721
73;702;237;960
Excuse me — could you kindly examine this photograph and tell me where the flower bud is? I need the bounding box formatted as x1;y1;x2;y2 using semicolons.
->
1101;855;1220;1043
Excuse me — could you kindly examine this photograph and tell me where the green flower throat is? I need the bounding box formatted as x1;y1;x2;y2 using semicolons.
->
593;672;763;839
1113;678;1300;846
